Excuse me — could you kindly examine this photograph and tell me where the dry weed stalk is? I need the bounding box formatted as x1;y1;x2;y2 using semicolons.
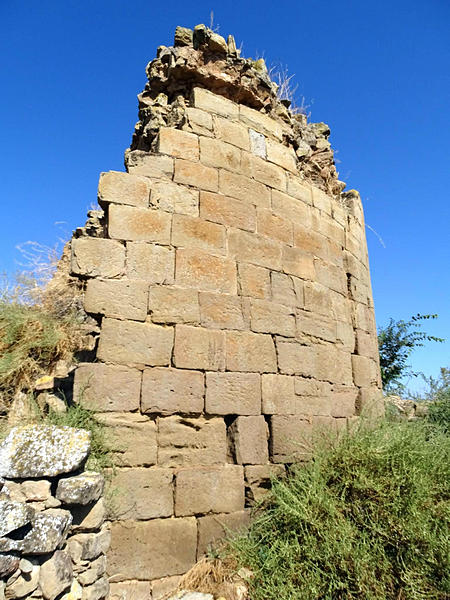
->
176;556;248;600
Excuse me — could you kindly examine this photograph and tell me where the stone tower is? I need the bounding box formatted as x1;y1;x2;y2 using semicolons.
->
69;25;382;598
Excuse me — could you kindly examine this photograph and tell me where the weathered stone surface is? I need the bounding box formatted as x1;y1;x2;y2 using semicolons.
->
257;208;293;244
239;104;283;140
228;229;281;271
97;318;173;366
149;181;198;216
84;279;148;321
151;576;181;600
111;468;173;520
0;500;34;537
230;416;269;464
277;342;353;385
176;248;237;294
172;214;226;254
81;577;109;600
67;525;110;563
192;87;239;119
108;518;196;580
5;564;39;599
184;106;213;137
175;466;245;516
200;137;240;171
215;117;250;151
250;298;296;337
158;416;226;467
200;191;256;232
174;159;218;192
71;238;125;278
56;472;104;506
238;263;271;299
39;551;73;600
169;592;213;600
219;170;270;208
199;292;245;330
271;416;312;463
98;171;150;208
108;205;171;243
174;325;225;371
127;242;175;283
0;426;90;478
125;150;174;179
205;372;261;415
249;129;266;158
158;127;199;161
245;464;285;501
226;331;277;373
197;511;250;557
0;554;19;579
142;368;204;415
73;363;141;412
241;152;286;191
71;498;106;532
95;413;157;467
110;580;151;600
20;510;73;555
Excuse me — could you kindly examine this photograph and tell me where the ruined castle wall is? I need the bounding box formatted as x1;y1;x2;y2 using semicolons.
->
68;26;381;598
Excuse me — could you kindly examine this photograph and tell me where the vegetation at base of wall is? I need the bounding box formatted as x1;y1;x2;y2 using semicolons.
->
228;418;450;600
377;313;444;392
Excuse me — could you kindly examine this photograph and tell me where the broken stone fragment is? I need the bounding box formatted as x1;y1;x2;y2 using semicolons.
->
80;577;109;600
0;500;34;537
5;563;39;599
67;525;111;563
0;425;91;478
56;472;104;506
193;24;208;48
208;32;228;54
174;26;193;47
39;551;73;600
227;34;237;56
0;554;19;579
20;509;72;555
61;579;82;600
310;121;330;138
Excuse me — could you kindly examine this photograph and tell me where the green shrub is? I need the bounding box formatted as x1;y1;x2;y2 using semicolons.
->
230;420;450;600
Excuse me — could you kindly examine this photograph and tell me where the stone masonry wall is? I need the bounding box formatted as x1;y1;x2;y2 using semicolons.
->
68;25;382;599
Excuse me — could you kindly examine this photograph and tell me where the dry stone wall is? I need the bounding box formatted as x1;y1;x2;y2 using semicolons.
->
68;24;382;598
0;426;110;600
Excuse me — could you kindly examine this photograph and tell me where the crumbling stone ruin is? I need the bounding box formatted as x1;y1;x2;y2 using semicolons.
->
2;23;382;600
0;426;109;600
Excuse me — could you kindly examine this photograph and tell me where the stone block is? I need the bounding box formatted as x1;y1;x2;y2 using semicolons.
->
272;189;312;227
77;554;106;586
271;272;297;306
271;415;312;462
158;416;226;467
172;214;226;255
39;550;73;600
312;187;332;215
304;282;333;316
175;466;245;516
219;170;270;208
149;180;199;216
293;225;328;261
336;321;355;352
71;498;106;532
81;577;109;600
98;171;150;208
111;468;173;520
314;260;347;295
157;127;199;161
228;229;282;271
226;331;277;373
184;107;213;136
200;137;241;171
266;139;297;172
191;87;239;119
96;413;157;467
74;363;141;412
84;279;148;321
214;116;250;150
330;386;358;417
175;248;237;294
149;286;200;324
296;310;337;343
257;208;293;244
200;191;256;232
197;511;250;557
277;342;353;385
249;128;266;158
245;464;285;501
108;518;197;580
199;292;245;330
108;205;171;243
174;159;218;192
125;150;174;179
141;368;204;415
239;105;283;140
250;299;296;337
282;246;316;280
127;242;175;283
355;329;379;359
110;581;151;600
97;318;173;366
230;416;269;464
151;576;181;600
205;372;261;415
71;238;125;278
357;387;384;418
174;325;225;370
68;525;110;562
287;176;312;204
238;263;271;299
241;153;286;191
56;472;104;505
352;354;379;387
262;374;295;414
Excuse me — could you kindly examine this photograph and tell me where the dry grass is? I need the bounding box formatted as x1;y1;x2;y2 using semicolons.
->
176;557;249;600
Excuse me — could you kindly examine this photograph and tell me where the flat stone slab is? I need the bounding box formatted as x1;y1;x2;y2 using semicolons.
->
0;425;91;478
0;500;34;537
56;472;104;505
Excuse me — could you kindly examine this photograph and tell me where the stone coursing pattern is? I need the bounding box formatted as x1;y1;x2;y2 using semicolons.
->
0;426;109;600
68;25;382;600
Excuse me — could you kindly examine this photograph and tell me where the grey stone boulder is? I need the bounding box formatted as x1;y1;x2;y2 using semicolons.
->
0;500;35;537
80;577;109;600
0;554;20;579
21;509;73;555
56;472;104;505
39;551;73;600
0;425;91;478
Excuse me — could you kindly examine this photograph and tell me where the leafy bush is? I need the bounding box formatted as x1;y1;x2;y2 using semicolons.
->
230;420;450;600
378;314;444;392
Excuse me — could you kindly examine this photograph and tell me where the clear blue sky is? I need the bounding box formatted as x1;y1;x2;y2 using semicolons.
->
1;0;449;391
